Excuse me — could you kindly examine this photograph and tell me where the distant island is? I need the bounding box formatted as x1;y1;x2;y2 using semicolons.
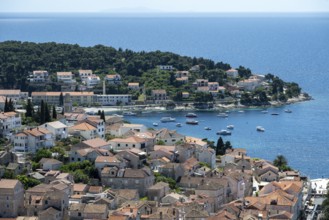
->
0;41;311;110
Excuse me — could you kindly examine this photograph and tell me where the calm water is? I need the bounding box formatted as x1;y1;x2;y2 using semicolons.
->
1;13;329;178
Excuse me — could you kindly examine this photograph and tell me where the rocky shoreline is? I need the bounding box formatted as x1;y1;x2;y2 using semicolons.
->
84;93;312;114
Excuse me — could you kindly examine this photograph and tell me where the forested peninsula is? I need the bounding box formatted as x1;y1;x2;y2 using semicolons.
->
0;41;310;108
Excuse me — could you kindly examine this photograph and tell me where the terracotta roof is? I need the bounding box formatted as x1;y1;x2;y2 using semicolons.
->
57;71;72;76
0;179;20;189
124;168;151;178
110;136;146;144
112;189;139;200
128;82;139;86
24;127;51;137
69;122;96;131
152;89;166;94
69;203;86;211
83;138;109;148
32;91;94;96
0;90;21;95
73;183;89;192
83;204;107;213
78;69;92;74
95;156;121;163
88;186;103;194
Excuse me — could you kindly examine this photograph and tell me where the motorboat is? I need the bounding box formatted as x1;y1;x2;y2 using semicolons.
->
238;110;245;113
123;112;137;116
204;127;211;130
186;120;198;125
284;109;292;113
186;113;197;118
176;123;182;127
153;122;158;127
256;126;265;132
216;130;232;135
271;113;279;116
160;117;176;123
217;113;228;118
227;125;234;130
261;110;268;114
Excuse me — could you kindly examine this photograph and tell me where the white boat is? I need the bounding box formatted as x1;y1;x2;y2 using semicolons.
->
216;130;232;135
217;113;228;118
261;110;268;114
160;117;176;123
186;120;198;125
256;126;265;132
123;112;137;116
153;122;158;127
186;113;197;118
285;109;292;113
227;125;234;130
176;123;182;127
204;127;211;130
238;110;245;113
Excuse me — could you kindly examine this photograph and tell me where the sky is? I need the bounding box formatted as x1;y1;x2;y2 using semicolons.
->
0;0;329;13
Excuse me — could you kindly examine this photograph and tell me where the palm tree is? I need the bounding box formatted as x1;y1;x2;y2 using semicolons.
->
273;155;288;168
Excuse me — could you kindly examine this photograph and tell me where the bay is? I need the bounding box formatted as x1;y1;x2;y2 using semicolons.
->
0;13;329;178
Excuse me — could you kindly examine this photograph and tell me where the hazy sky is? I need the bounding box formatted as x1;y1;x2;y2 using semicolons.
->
1;0;329;13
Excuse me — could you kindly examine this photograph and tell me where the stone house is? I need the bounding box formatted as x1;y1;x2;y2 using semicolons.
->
151;89;167;104
154;128;185;146
116;148;147;169
101;167;154;196
39;158;63;171
25;180;72;217
0;179;25;218
95;155;127;173
109;136;148;151
147;181;170;202
38;207;62;220
158;163;184;181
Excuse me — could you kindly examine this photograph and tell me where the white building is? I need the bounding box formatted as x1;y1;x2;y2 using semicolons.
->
29;70;49;83
0;112;22;137
105;74;121;85
158;65;174;71
226;68;239;78
85;75;100;88
109;136;147;151
78;70;93;81
128;82;140;90
94;94;132;106
237;78;262;91
13;128;55;153
118;123;147;136
57;72;73;83
0;90;28;101
39;121;68;140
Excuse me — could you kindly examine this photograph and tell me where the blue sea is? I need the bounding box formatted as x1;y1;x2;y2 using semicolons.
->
1;13;329;178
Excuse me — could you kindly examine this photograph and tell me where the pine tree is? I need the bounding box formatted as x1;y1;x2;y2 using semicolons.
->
101;110;105;122
25;99;34;117
98;110;101;115
8;98;14;111
45;103;51;123
4;98;8;112
59;92;64;106
52;105;57;119
40;100;45;124
216;137;225;155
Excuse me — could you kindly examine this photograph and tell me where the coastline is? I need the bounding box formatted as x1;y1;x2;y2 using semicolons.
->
84;93;312;114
